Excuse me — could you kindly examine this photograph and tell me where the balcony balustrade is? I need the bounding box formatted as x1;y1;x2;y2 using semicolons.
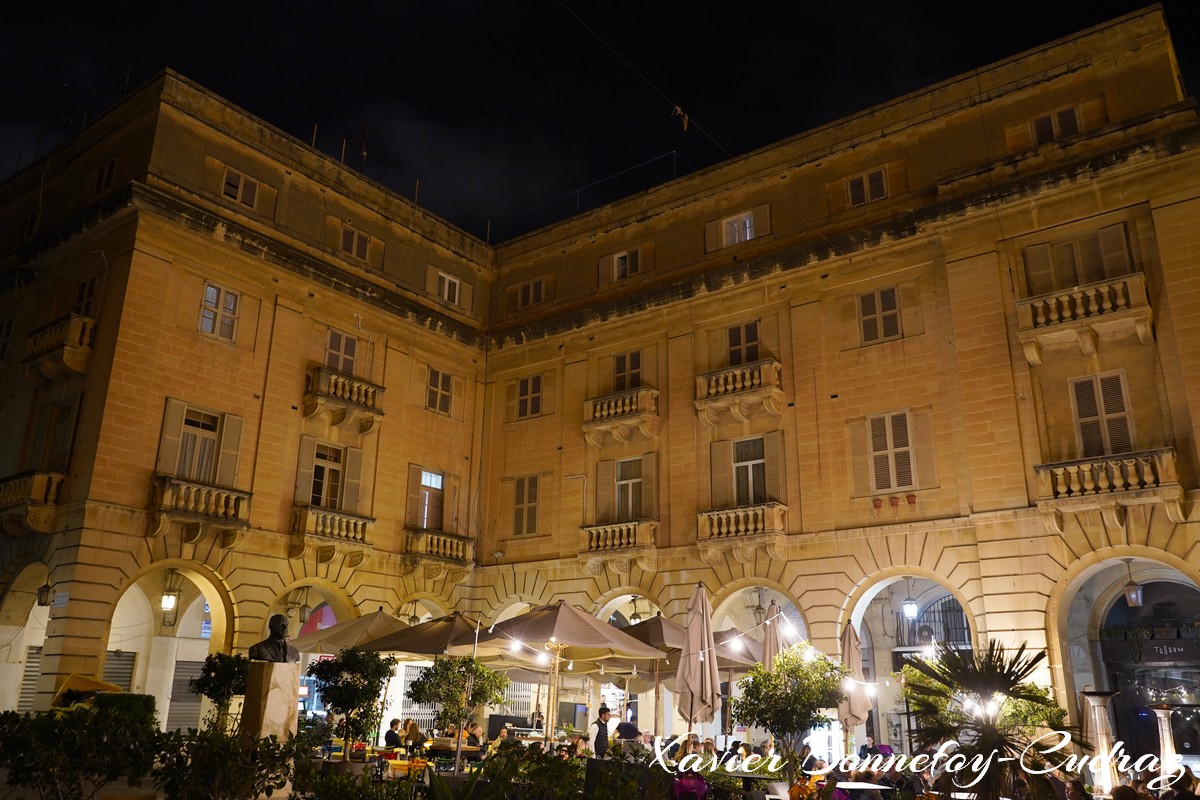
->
1016;273;1153;365
24;313;96;384
1034;447;1184;533
290;504;375;563
696;501;788;565
303;365;385;435
581;387;659;446
146;475;252;544
0;471;64;536
400;528;474;582
578;520;657;575
694;359;784;427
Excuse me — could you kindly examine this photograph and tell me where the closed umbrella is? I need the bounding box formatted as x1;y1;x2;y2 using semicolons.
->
287;607;408;654
838;623;872;733
761;599;783;673
674;583;722;728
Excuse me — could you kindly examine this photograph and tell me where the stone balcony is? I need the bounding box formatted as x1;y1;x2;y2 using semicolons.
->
0;471;64;536
694;359;785;428
578;520;658;575
146;475;252;546
1016;273;1153;365
581;387;659;447
1034;447;1185;533
23;313;96;384
400;529;474;582
697;502;788;565
302;365;385;435
289;504;374;564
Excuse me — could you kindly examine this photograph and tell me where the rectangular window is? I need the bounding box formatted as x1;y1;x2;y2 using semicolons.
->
176;409;220;484
311;444;344;509
517;278;545;309
859;287;901;344
1031;107;1080;146
517;375;542;419
436;272;460;305
222;168;259;208
848;168;887;207
727;321;760;367
341;225;369;260
74;275;98;317
158;399;243;488
614;351;642;393
0;316;13;361
418;470;444;530
32;396;81;473
514;475;539;535
325;328;358;374
94;160;115;195
615;458;643;521
1072;373;1132;458
615;250;640;280
722;211;755;246
733;438;767;506
869;412;915;492
1023;223;1131;296
199;283;239;342
427;367;452;414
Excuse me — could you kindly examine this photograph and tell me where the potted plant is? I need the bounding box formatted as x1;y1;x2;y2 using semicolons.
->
188;651;249;731
306;647;398;758
406;656;510;734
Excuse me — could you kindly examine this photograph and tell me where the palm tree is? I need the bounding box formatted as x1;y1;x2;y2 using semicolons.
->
903;640;1083;800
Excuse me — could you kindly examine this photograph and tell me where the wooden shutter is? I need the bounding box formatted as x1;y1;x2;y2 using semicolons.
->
1072;379;1105;459
880;288;901;339
891;413;914;489
424;264;439;295
343;446;363;513
459;280;474;314
1057;108;1080;138
157;398;188;475
751;204;771;237
598;255;614;286
595;460;615;524
1098;223;1131;278
848;176;866;207
704;220;721;252
641;453;658;519
910;411;934;489
47;395;81;472
215;414;243;487
867;170;886;201
1032;115;1055;146
763;430;783;503
1099;374;1132;454
505;380;518;421
860;292;879;343
870;415;893;491
295;436;317;503
406;464;423;527
1023;244;1053;296
709;441;733;509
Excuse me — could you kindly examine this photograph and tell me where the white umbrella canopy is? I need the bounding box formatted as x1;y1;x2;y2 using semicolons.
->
468;600;666;662
674;583;722;727
358;611;506;657
287;607;409;654
838;623;872;730
760;599;783;673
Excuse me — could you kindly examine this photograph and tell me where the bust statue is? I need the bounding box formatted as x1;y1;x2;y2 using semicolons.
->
248;613;300;662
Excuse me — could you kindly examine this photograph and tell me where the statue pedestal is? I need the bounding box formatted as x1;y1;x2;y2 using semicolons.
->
240;661;300;740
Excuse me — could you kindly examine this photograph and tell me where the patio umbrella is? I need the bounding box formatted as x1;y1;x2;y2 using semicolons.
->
287;607;409;654
470;600;665;740
838;623;872;732
358;611;502;657
761;599;783;673
674;582;722;728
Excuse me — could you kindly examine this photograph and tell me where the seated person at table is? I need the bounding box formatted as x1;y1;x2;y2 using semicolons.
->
615;715;640;740
403;718;426;748
444;723;458;739
384;718;404;748
466;723;484;748
487;726;509;756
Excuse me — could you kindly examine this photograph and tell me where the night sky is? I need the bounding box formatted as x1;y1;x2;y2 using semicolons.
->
2;1;1197;241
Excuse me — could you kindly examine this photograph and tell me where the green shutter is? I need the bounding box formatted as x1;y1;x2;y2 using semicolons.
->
215;414;243;487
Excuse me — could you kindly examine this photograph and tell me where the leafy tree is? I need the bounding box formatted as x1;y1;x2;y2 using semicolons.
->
903;640;1084;800
188;651;249;731
306;647;399;744
405;656;510;732
730;643;848;784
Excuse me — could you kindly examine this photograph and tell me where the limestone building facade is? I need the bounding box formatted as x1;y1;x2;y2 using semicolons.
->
1;6;1199;751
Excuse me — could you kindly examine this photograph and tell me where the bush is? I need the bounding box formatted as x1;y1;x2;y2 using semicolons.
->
154;726;312;800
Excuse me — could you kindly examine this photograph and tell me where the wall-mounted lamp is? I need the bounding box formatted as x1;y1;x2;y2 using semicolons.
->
161;569;183;627
902;578;919;621
1122;558;1143;609
36;582;52;607
750;588;767;627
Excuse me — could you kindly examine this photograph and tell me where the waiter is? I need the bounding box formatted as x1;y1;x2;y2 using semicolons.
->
591;705;612;757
